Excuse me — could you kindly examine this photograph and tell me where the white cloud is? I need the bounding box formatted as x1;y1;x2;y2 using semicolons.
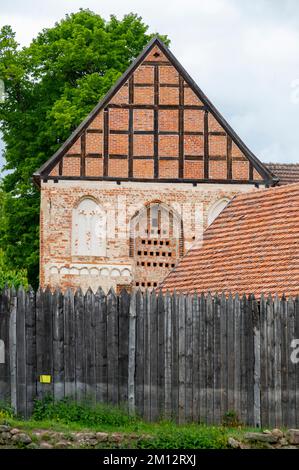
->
0;0;299;167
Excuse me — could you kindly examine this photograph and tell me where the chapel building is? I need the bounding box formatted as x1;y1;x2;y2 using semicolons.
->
34;37;276;292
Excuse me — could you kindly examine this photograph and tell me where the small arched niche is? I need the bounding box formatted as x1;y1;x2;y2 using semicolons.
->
207;198;230;226
129;201;184;289
72;198;107;257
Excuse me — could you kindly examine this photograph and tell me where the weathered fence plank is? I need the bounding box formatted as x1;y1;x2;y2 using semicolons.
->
150;290;158;421
36;287;53;401
287;296;296;428
0;287;11;406
273;294;282;427
178;293;186;424
135;290;144;416
199;293;207;422
260;294;268;427
107;288;119;405
9;287;17;412
220;292;227;420
192;293;200;422
267;294;275;427
74;288;85;401
1;287;299;427
95;287;107;404
16;287;27;417
52;288;64;402
206;292;214;425
185;294;193;422
213;293;221;424
246;295;255;426
118;289;130;406
171;291;179;420
157;290;165;418
64;288;75;398
227;293;235;414
252;295;261;428
85;288;96;403
143;290;151;420
25;287;37;417
281;295;288;426
128;291;136;415
233;294;241;420
240;294;248;424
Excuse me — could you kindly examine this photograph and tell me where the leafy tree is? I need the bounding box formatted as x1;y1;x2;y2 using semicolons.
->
0;10;169;287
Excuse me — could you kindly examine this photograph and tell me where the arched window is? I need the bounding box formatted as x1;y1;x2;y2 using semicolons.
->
207;198;230;226
72;198;106;256
130;202;183;289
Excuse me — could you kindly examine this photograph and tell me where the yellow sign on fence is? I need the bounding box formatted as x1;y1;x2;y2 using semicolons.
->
39;375;51;384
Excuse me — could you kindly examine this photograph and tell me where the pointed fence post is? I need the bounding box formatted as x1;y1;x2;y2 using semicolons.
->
252;294;261;428
9;286;17;413
107;288;118;405
52;287;64;402
94;287;107;404
128;290;136;416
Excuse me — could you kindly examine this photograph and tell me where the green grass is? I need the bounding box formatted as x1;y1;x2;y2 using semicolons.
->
0;397;263;449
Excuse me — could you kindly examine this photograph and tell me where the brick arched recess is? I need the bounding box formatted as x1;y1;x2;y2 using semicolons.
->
130;201;184;289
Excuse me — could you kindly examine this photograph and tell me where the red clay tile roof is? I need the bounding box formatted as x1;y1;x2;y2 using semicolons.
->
265;163;299;185
161;183;299;297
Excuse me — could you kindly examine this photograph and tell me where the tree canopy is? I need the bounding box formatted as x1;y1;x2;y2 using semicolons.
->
0;9;169;286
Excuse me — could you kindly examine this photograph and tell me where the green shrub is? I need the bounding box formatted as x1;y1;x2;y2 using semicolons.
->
32;396;138;427
0;402;15;422
0;250;28;289
138;424;228;449
222;410;242;428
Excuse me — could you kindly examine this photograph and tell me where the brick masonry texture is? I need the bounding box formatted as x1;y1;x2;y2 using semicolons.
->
40;180;260;291
50;44;264;182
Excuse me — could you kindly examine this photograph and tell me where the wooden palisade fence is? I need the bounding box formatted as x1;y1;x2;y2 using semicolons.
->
0;287;299;427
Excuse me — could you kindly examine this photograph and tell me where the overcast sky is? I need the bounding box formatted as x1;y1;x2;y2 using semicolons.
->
1;0;299;171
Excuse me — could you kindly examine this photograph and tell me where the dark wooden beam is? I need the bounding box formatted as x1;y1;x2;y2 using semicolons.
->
87;129;103;134
80;132;86;177
160;83;180;88
109;155;128;160
63;153;82;158
108;103;206;110
209;155;227;161
103;108;109;177
227;135;232;180
143;60;171;66
132;156;154;160
204;111;209;179
185;131;204;136
154;65;159;178
210;131;227;136
249;162;254;180
134;83;154;87
58;158;63;176
47;175;264;185
185;155;204;161
178;75;184;178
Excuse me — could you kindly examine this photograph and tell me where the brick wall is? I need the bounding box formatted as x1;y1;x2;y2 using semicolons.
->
40;180;261;292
